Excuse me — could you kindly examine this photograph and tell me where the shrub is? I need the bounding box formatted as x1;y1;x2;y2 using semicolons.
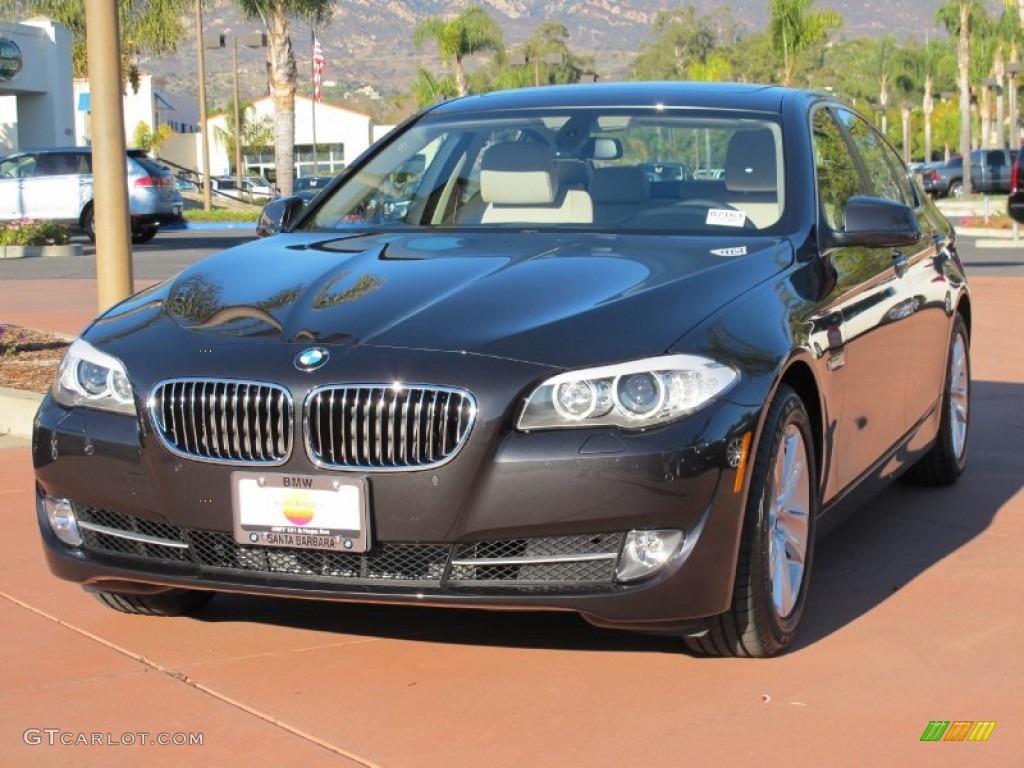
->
0;219;71;246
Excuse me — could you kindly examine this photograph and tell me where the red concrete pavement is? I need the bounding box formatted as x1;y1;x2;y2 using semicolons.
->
0;276;1021;766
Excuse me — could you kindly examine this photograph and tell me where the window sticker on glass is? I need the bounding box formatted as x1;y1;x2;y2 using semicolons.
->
707;209;747;227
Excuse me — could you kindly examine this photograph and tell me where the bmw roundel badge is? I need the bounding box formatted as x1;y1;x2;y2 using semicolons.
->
295;347;329;372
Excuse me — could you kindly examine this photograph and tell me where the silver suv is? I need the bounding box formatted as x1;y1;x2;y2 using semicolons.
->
0;147;184;244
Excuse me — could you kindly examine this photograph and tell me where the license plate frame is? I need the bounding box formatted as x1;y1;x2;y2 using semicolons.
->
231;471;369;553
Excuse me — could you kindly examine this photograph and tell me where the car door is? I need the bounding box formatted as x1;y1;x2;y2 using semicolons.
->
812;107;915;493
20;152;89;222
0;153;33;221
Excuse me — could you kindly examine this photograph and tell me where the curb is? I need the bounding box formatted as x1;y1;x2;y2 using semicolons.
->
164;221;256;231
0;387;43;439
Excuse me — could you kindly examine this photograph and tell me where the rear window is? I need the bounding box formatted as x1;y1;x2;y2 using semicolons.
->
131;155;171;176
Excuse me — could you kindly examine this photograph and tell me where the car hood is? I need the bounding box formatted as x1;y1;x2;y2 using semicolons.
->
95;231;792;369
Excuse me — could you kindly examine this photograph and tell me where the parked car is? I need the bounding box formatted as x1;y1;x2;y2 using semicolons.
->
1006;154;1024;222
293;175;333;202
34;83;970;658
969;148;1017;194
210;175;275;203
920;156;964;198
921;149;1017;198
0;147;184;243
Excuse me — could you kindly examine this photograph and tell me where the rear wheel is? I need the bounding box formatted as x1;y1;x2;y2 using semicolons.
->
902;314;970;486
948;180;963;198
684;385;817;658
89;588;213;616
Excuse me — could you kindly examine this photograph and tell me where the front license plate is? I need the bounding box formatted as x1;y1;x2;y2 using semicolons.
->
172;204;182;215
231;472;369;553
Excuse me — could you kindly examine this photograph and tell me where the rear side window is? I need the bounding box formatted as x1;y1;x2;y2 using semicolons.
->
34;152;89;177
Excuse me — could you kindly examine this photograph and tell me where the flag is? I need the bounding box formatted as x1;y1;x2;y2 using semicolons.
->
313;36;326;102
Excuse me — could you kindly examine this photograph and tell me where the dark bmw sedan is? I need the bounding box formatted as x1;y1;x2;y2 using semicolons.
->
34;83;970;657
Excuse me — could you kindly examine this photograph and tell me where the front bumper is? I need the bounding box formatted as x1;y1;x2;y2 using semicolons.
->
34;392;761;632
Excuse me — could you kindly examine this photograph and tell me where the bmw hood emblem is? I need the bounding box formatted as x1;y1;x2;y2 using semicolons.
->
295;347;329;372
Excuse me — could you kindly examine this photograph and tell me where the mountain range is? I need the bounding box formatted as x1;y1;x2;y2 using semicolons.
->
146;0;951;115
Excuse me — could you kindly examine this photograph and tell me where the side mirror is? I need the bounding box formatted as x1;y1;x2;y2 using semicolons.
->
256;196;306;238
824;196;922;249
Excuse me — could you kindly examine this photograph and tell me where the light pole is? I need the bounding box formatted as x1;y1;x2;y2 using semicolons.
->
1008;62;1020;151
195;0;212;211
204;31;267;193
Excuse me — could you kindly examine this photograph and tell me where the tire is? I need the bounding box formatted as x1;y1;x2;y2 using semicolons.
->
948;180;963;199
81;204;96;242
132;226;159;244
902;314;970;486
684;384;817;658
89;588;213;617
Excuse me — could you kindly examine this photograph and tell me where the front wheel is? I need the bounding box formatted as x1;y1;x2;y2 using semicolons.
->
684;384;817;657
89;588;213;616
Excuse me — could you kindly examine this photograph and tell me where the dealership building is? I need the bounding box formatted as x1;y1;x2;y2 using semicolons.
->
1;16;383;181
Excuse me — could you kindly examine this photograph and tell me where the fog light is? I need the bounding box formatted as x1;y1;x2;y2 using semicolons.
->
43;495;83;547
616;529;684;582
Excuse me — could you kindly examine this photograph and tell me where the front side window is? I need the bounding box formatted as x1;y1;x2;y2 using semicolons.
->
811;108;864;230
836;109;913;205
306;108;786;235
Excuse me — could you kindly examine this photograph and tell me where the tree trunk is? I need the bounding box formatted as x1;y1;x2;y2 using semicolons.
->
995;54;1006;149
455;55;468;97
267;2;297;197
924;75;934;162
901;105;911;164
980;82;991;150
959;2;972;196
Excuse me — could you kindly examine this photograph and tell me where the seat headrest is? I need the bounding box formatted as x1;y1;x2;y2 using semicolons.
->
480;142;556;205
725;129;778;193
590;166;650;203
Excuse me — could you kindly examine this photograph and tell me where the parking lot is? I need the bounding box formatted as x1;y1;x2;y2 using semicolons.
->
1;232;1021;765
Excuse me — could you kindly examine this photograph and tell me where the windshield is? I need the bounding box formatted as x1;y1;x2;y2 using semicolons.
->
305;107;785;235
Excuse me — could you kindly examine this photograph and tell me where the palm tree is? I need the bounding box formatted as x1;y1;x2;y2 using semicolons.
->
233;0;334;197
768;0;842;87
213;99;274;172
27;0;189;88
414;6;504;97
938;1;977;195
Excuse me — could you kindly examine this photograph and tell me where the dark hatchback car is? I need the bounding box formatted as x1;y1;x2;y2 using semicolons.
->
34;83;970;657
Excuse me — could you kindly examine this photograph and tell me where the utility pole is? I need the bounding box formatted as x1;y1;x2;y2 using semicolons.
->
84;0;133;311
195;0;212;210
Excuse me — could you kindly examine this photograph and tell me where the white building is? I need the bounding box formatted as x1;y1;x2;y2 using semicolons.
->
0;17;74;152
200;94;377;181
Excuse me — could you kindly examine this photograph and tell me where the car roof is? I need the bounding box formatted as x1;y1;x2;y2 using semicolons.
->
426;81;793;116
0;146;150;158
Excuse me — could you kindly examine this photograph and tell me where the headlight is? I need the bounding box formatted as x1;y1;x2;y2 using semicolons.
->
54;339;136;415
518;354;738;430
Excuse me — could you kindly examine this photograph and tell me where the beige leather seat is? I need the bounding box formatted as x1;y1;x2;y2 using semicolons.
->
590;166;650;226
723;129;782;228
479;142;593;225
